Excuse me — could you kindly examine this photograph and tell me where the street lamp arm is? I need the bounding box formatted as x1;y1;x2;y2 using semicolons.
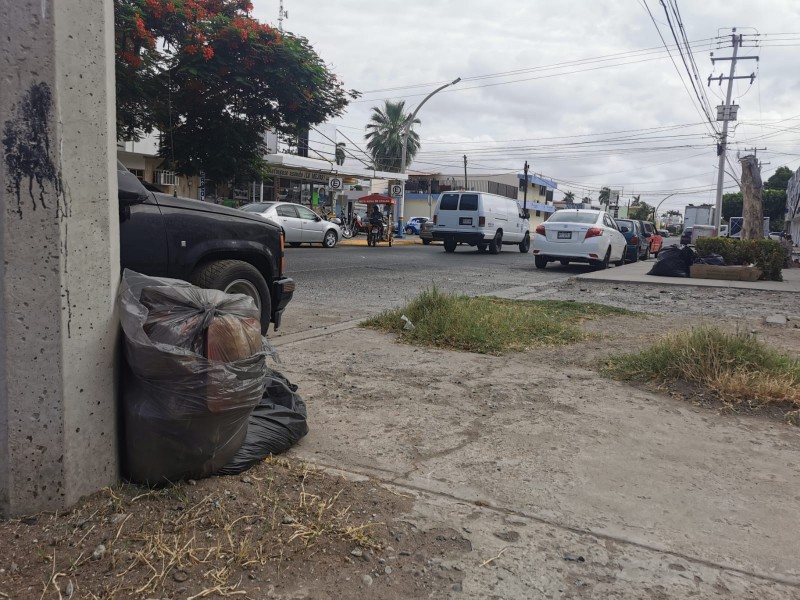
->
400;77;461;175
652;193;677;222
395;77;460;238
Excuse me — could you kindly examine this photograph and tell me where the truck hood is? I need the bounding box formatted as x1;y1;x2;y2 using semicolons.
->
152;193;281;232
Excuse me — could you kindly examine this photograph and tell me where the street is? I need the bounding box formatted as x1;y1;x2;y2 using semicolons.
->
281;243;581;320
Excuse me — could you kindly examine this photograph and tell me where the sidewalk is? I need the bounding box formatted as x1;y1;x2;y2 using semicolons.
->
576;259;800;292
338;234;421;246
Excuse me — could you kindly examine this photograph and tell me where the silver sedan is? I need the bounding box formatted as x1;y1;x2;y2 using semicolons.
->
241;202;341;248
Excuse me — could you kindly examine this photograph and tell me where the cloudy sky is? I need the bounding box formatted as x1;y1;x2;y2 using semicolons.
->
252;0;799;213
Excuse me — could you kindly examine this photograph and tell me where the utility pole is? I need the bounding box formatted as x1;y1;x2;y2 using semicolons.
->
463;155;468;190
278;0;288;32
522;161;529;217
738;147;768;171
710;28;758;234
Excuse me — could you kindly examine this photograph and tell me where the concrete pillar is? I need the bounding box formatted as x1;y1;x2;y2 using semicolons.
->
1;0;119;516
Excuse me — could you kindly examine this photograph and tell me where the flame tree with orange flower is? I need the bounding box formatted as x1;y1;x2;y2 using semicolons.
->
115;0;356;183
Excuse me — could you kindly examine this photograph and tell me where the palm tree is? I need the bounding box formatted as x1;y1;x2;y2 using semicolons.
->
599;187;610;205
563;191;575;202
365;100;420;172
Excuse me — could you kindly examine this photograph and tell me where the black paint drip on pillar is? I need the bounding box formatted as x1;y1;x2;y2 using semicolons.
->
2;82;63;218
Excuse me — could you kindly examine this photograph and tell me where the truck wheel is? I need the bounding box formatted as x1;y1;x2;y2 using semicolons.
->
477;243;487;252
191;260;272;334
519;233;530;253
422;238;431;245
323;229;338;248
444;240;457;253
489;231;502;254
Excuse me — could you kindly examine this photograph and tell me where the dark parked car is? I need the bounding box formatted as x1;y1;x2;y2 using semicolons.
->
419;220;435;245
615;219;649;262
680;228;693;245
117;162;294;333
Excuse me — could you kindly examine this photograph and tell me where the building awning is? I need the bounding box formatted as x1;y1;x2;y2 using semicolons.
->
518;173;558;189
265;153;408;181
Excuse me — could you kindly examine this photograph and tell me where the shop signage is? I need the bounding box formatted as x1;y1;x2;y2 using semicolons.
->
264;166;329;183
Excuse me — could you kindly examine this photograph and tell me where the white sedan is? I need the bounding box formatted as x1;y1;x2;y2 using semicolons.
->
532;209;627;269
241;202;341;248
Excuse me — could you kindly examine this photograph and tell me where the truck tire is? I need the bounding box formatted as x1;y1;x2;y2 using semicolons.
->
444;239;457;253
191;260;272;334
489;231;502;254
519;232;530;253
422;238;431;245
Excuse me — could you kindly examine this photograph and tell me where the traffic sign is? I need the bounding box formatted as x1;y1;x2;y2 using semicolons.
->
390;184;403;197
329;177;343;191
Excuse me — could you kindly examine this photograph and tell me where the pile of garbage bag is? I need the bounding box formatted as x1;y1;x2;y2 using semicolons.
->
118;270;307;485
647;245;696;278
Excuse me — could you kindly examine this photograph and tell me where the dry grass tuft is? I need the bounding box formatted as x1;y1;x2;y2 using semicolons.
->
603;326;800;415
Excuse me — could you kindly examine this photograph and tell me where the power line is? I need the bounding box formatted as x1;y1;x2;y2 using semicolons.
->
640;0;719;136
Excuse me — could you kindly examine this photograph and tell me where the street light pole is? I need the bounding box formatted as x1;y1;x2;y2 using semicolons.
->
651;193;677;224
396;77;460;237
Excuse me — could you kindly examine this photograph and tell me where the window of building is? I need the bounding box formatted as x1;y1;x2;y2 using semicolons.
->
535;210;541;217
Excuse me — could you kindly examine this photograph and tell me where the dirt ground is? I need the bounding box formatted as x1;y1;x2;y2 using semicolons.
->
2;278;799;599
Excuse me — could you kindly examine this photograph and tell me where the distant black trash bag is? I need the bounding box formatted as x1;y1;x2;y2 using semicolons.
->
217;371;309;476
647;245;695;277
693;253;726;266
118;269;268;485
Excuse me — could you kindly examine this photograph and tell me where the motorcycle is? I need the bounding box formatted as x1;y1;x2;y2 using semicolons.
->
320;212;353;239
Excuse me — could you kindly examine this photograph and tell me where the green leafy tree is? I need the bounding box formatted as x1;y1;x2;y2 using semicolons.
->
563;191;575;202
365;100;420;172
629;201;654;221
115;0;355;182
722;192;743;221
766;166;793;191
722;190;786;225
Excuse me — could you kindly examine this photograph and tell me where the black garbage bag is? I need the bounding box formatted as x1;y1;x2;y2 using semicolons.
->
118;270;268;485
647;245;695;277
694;253;726;266
217;371;309;475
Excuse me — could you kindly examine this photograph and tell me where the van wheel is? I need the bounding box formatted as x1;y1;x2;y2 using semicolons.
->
422;238;431;245
289;242;301;248
191;260;272;335
519;233;530;253
477;243;487;252
489;231;502;254
444;240;457;253
534;255;548;269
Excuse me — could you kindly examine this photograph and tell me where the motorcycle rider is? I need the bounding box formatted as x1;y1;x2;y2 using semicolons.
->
369;205;385;240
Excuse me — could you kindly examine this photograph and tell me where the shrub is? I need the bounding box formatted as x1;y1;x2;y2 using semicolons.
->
694;237;784;281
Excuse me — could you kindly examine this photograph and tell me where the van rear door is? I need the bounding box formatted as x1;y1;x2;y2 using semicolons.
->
436;193;461;229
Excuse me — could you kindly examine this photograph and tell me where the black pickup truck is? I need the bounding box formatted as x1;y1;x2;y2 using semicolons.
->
117;162;294;333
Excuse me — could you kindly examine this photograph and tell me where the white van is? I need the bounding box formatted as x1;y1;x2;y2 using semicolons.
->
431;191;530;253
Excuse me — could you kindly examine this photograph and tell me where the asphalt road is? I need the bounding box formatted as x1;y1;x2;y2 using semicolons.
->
283;243;579;317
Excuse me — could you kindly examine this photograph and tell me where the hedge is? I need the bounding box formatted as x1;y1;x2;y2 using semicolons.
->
694;237;784;281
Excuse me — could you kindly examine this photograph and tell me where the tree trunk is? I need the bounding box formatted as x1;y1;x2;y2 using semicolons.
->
740;155;764;240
